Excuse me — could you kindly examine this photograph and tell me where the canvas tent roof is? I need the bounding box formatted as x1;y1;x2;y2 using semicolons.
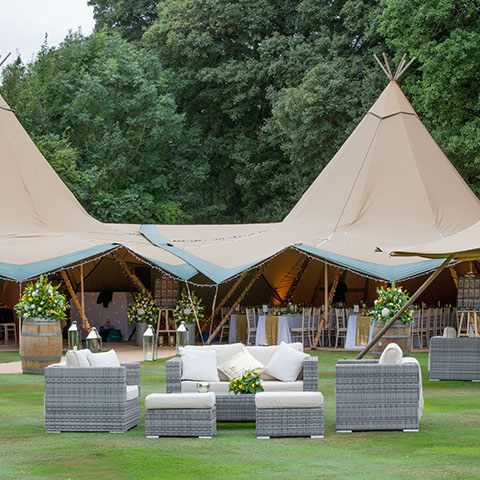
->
143;80;480;283
381;219;480;260
1;71;479;285
0;93;202;281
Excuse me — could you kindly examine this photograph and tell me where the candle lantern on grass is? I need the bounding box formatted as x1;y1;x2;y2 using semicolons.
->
143;325;156;361
176;321;188;354
86;327;102;353
68;321;80;350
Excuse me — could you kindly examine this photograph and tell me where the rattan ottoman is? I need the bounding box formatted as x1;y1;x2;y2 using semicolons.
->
145;393;216;438
255;392;324;439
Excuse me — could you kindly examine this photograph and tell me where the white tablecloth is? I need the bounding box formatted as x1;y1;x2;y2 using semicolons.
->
344;314;374;350
255;314;303;345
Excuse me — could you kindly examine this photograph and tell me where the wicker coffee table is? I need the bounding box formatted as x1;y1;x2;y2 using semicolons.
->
216;394;256;422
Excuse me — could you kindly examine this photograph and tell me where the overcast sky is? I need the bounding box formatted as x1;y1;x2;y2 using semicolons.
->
0;0;95;65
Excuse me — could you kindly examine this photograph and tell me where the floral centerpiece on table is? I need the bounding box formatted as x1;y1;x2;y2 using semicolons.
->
369;284;413;325
174;289;205;324
229;370;264;395
15;275;67;320
127;290;159;324
274;303;298;315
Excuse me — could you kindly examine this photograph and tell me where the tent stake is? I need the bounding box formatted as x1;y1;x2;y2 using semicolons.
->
357;255;453;359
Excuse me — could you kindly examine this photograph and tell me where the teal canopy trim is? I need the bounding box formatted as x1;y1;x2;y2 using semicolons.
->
0;244;118;282
140;225;258;284
295;244;445;282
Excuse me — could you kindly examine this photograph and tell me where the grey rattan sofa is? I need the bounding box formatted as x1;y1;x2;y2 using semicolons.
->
336;359;421;432
45;363;140;433
166;352;318;422
429;337;480;381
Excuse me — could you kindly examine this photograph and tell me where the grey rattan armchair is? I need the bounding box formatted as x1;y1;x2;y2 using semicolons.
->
336;359;421;432
429;337;480;381
45;363;140;433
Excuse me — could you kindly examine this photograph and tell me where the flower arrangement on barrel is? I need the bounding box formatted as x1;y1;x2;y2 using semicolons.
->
15;275;68;374
174;289;206;343
127;289;159;325
174;289;205;324
229;370;264;395
369;283;413;325
369;283;414;355
15;274;68;320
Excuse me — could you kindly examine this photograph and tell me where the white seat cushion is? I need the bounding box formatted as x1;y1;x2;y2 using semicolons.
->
379;343;403;365
88;349;120;367
265;342;308;382
179;349;220;382
180;380;304;394
255;391;324;409
145;392;216;410
126;385;139;401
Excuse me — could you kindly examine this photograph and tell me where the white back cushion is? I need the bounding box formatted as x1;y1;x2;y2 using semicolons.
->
218;346;265;379
379;343;403;365
88;349;121;367
180;343;244;380
265;342;308;382
246;343;303;365
443;327;457;338
180;348;220;382
65;349;91;367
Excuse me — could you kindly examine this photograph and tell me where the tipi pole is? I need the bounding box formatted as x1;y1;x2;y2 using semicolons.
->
283;257;309;302
80;264;85;325
206;271;248;334
206;266;265;345
357;255;453;359
112;251;146;292
61;270;91;332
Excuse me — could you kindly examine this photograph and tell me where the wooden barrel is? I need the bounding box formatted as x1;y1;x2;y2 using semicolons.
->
371;322;412;358
20;318;63;375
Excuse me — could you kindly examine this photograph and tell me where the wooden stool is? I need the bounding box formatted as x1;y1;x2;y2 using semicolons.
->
0;323;17;343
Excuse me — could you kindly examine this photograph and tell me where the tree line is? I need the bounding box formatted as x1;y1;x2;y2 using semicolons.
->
1;0;478;225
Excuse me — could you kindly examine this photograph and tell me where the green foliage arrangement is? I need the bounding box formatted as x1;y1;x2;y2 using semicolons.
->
174;290;205;325
369;284;413;325
14;275;67;321
228;370;264;395
127;290;159;324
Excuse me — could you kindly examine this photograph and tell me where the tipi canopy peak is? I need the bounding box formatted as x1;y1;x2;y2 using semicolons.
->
373;52;416;82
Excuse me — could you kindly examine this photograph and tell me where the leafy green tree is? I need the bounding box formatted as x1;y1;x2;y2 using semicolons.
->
145;0;386;221
88;0;161;40
1;31;209;223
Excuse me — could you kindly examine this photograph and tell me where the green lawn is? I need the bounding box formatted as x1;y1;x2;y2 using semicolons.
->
0;351;20;363
1;351;479;480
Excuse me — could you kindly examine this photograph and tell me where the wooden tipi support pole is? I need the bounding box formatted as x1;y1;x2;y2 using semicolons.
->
206;271;248;328
312;266;343;348
449;266;458;288
206;266;264;345
357;255;453;359
112;251;146;292
61;270;91;332
283;257;309;302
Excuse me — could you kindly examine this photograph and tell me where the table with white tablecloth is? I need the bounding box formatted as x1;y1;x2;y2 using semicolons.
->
255;314;303;345
344;314;374;350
